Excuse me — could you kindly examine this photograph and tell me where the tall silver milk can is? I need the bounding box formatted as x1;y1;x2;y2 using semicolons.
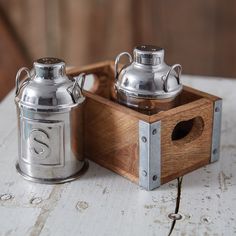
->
15;57;88;184
114;45;183;114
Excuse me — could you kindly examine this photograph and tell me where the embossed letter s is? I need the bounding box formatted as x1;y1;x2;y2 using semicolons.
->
29;129;51;159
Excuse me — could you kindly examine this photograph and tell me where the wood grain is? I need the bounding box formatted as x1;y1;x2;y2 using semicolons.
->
84;97;139;183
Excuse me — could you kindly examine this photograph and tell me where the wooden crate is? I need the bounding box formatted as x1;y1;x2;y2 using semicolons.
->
69;61;222;190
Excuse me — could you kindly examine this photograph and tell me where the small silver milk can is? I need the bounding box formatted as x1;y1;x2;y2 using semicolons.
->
114;45;183;114
15;57;88;184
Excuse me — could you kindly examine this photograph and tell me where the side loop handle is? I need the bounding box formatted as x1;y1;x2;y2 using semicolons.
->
15;67;31;96
71;73;86;102
163;64;182;92
74;73;86;92
114;52;132;81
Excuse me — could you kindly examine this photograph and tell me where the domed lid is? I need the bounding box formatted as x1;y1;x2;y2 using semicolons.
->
15;57;85;111
115;45;183;100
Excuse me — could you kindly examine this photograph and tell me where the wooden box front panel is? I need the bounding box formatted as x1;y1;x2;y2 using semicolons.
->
84;97;139;182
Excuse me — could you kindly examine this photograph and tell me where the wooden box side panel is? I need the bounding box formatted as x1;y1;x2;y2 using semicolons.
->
84;97;139;183
183;85;220;102
160;98;214;184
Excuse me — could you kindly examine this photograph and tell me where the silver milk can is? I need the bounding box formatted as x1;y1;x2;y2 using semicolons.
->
15;57;88;184
114;45;183;114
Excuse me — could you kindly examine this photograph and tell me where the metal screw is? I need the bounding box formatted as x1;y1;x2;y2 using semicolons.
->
213;148;218;155
168;213;183;221
141;136;147;143
152;129;157;135
153;175;158;181
142;170;147;177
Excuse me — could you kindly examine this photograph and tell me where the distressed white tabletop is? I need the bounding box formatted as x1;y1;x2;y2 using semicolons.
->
0;75;235;236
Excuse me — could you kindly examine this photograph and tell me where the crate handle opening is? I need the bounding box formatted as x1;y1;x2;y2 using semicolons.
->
171;116;204;145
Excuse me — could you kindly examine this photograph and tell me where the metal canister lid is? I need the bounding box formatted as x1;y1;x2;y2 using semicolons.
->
115;45;183;100
15;57;85;111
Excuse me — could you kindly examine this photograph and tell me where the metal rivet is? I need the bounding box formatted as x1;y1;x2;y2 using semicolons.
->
141;136;147;143
215;107;220;112
0;193;13;201
153;175;158;181
152;129;157;135
142;170;147;177
213;148;218;155
168;213;183;221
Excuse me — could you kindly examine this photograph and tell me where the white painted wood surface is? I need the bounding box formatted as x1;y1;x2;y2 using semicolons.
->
0;75;235;236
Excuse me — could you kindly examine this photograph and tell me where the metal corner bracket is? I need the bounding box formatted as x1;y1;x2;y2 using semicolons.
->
210;99;222;163
139;120;161;191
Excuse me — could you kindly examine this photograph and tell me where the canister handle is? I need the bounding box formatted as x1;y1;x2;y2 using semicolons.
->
75;73;86;92
114;52;132;81
71;73;86;102
163;64;182;92
15;67;31;96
